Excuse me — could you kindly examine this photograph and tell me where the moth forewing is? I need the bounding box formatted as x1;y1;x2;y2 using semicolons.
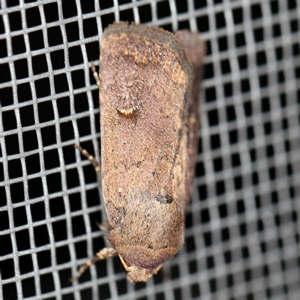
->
73;22;204;283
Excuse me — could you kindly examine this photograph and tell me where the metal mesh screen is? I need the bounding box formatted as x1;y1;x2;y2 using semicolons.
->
1;0;300;299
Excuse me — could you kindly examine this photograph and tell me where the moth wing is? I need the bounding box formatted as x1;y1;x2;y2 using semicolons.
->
99;23;192;226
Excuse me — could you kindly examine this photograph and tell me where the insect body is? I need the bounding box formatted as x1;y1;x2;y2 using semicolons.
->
73;22;204;282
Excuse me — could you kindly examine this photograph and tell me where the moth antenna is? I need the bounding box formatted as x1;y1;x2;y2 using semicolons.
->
70;247;117;282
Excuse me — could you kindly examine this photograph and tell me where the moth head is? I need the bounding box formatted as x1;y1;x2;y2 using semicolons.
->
118;254;162;283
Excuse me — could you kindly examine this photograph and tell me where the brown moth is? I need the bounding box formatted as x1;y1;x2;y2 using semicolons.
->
73;22;205;283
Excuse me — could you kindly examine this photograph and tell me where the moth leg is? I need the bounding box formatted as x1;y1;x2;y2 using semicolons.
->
70;247;117;281
118;254;130;272
74;144;101;178
153;264;163;274
91;62;100;88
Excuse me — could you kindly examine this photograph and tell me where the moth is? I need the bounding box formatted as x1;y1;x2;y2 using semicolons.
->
73;22;205;282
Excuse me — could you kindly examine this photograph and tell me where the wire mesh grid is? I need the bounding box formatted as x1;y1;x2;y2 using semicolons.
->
0;0;300;299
